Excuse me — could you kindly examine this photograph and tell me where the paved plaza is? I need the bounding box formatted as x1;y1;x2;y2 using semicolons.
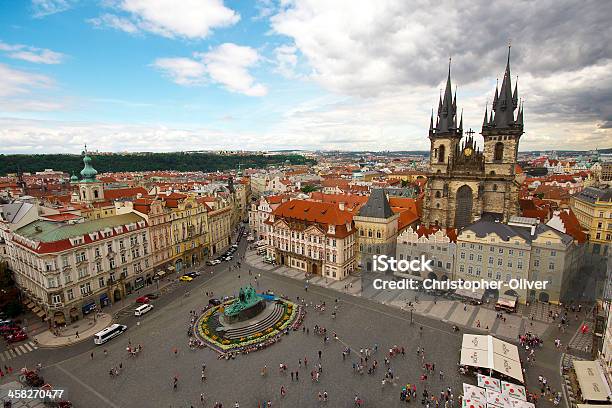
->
0;243;583;408
246;250;555;342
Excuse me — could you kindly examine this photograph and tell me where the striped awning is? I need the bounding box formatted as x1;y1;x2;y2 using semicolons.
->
32;306;41;313
36;310;46;318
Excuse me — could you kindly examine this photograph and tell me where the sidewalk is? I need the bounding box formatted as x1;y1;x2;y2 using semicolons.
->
34;313;112;347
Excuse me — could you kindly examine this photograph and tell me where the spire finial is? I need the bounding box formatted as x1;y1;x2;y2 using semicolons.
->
448;56;452;77
84;143;87;154
508;39;511;63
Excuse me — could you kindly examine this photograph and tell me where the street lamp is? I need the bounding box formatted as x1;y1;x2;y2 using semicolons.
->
407;302;415;325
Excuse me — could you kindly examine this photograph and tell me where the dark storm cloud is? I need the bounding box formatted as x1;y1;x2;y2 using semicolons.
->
272;0;612;128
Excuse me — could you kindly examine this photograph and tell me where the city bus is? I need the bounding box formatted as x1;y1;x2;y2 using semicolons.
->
93;324;128;345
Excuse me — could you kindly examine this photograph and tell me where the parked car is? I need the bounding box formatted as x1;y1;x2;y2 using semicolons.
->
6;330;28;343
185;272;200;278
179;275;193;282
1;326;21;336
144;293;159;299
135;296;150;304
223;256;233;261
208;298;222;306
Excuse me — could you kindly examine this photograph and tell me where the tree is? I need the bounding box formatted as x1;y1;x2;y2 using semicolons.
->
301;184;319;194
0;261;22;318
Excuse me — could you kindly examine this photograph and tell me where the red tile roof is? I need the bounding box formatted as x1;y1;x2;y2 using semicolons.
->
42;213;81;222
268;200;355;238
556;209;587;243
104;187;147;200
414;224;457;242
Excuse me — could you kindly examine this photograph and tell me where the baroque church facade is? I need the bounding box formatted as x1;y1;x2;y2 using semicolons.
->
422;48;524;229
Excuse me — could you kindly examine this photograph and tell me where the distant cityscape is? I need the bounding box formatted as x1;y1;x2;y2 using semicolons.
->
1;1;611;406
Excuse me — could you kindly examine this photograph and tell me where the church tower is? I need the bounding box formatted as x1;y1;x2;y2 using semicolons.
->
428;60;463;175
482;45;523;177
422;47;523;229
77;149;104;204
480;45;523;220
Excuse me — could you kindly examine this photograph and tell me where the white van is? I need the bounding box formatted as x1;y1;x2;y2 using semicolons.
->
134;303;154;316
94;324;127;345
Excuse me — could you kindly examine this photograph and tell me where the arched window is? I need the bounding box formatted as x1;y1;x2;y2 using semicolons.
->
438;145;445;163
376;231;381;238
94;190;99;199
489;171;496;176
493;184;498;191
435;191;441;198
436;203;440;208
494;142;504;161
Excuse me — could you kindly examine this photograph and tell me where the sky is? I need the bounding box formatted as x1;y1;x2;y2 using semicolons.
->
0;0;610;154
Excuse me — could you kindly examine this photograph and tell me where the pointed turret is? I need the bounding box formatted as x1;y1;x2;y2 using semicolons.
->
483;103;489;127
512;78;518;107
459;109;463;131
492;81;499;109
429;109;434;133
431;58;461;137
492;45;518;128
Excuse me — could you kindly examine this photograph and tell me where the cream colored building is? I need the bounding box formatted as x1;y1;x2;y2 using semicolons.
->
455;216;579;304
396;226;456;280
9;212;153;326
248;195;290;240
571;187;612;256
205;197;232;256
354;189;399;272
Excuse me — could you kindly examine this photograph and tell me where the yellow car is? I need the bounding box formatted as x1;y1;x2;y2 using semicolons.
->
179;275;193;282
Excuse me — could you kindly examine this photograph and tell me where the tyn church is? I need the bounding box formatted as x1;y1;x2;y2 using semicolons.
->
422;47;524;229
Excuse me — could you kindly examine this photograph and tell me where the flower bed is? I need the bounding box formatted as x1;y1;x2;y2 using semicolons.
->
192;298;302;354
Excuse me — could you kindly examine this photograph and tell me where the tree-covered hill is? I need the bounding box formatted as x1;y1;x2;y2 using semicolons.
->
0;152;315;176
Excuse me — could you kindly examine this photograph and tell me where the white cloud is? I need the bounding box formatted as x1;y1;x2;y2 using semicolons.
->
88;14;139;34
0;118;261;153
0;41;64;64
152;57;208;86
153;43;268;96
31;0;75;18
0;63;65;112
89;0;240;39
273;44;299;78
0;63;54;98
201;43;267;96
266;0;612;150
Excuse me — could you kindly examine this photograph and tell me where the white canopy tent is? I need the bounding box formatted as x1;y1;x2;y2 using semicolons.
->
573;361;612;402
460;334;524;383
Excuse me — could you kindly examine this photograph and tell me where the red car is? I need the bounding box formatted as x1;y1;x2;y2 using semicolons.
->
135;296;150;304
1;326;21;336
7;330;28;343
